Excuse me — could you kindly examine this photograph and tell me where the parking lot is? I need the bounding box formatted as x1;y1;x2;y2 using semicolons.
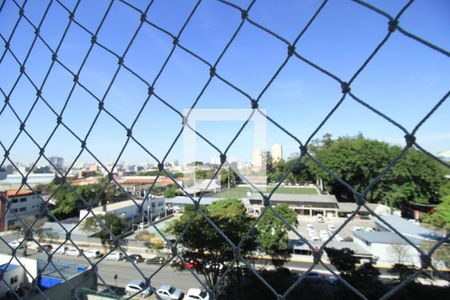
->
289;215;377;243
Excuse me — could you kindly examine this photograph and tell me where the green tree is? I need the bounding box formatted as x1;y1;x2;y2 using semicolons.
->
266;151;273;174
82;214;127;250
52;185;80;218
421;182;450;231
325;247;359;276
389;264;418;282
164;185;177;198
51;179;126;218
284;158;315;185
312;135;445;207
171;199;257;290
353;263;380;282
257;204;297;265
420;240;450;268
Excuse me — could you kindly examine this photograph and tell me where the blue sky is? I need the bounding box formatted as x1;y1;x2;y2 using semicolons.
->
0;0;449;167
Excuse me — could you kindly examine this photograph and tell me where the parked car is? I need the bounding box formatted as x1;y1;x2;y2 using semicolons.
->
126;254;144;263
309;235;320;242
308;230;317;237
186;288;209;300
105;251;123;261
204;262;224;272
171;259;199;270
8;240;24;249
328;224;336;233
303;272;324;281
316;214;324;223
37;244;53;253
125;280;153;297
54;246;68;255
334;235;343;242
306;224;314;230
84;249;102;258
156;284;184;300
328;275;338;284
319;230;328;236
145;256;167;265
65;248;83;256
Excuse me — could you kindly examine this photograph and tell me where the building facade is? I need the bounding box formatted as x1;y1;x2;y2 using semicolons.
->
271;144;283;163
252;148;265;171
0;190;43;231
79;197;166;224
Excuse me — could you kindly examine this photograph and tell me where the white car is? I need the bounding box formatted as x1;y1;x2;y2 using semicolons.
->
319;230;328;236
320;234;329;241
54;246;68;255
156;284;184;299
84;249;101;258
334;235;343;242
185;288;209;300
303;272;324;281
316;214;324;223
8;240;24;249
65;248;82;256
328;224;336;232
306;224;314;230
105;251;123;261
309;235;320;242
125;280;153;297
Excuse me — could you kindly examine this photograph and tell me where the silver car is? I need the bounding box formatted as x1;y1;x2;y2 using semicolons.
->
156;284;184;300
125;280;152;297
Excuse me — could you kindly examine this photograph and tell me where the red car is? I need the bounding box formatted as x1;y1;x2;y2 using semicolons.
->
171;259;199;270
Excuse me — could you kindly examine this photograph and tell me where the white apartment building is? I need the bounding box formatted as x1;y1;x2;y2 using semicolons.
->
79;197;166;223
271;144;283;163
0;190;43;231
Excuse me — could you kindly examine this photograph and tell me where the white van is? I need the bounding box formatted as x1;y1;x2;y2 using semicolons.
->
84;249;102;258
105;251;123;261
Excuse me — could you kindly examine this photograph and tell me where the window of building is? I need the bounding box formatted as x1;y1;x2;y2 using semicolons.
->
7;220;15;226
12;208;18;213
19;207;26;212
20;198;26;202
11;199;18;203
10;275;18;285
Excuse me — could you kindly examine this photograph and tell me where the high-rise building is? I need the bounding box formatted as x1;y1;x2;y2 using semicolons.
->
252;148;264;171
271;144;283;163
49;156;64;172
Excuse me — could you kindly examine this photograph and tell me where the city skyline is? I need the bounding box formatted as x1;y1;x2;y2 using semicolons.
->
1;0;449;167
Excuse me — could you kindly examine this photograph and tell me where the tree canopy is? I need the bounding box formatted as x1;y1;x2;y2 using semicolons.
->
421;181;450;231
82;214;127;249
257;204;297;258
311;135;446;206
171;199;256;289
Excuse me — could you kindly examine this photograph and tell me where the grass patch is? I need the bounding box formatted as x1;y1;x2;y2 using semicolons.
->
212;186;318;198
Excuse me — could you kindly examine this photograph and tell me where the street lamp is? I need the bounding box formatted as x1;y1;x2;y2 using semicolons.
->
147;205;150;224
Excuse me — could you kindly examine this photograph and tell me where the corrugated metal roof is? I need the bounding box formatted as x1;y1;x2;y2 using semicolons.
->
250;193;337;203
375;215;443;241
165;196;249;206
353;230;422;245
